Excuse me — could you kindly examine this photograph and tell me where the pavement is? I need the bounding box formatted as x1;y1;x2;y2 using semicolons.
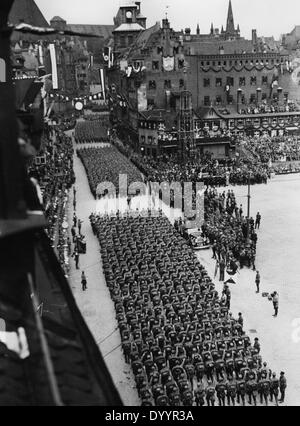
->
198;174;300;407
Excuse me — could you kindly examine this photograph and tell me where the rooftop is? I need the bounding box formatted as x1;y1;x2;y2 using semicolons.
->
9;0;49;27
114;23;145;33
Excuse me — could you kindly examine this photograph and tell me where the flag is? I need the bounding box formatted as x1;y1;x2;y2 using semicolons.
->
49;44;58;90
100;68;106;102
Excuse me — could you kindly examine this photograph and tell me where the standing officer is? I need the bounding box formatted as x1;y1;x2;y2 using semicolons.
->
255;271;261;293
272;292;279;317
270;372;280;406
279;372;287;403
255;212;261;229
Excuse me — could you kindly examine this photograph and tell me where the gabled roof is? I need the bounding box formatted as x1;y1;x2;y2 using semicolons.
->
9;0;49;27
196;106;226;120
67;24;114;40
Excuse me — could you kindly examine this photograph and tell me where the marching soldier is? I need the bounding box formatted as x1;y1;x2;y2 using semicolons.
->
206;381;216;407
216;378;227;406
246;378;258;406
194;382;205;407
227;376;237;406
236;373;247;406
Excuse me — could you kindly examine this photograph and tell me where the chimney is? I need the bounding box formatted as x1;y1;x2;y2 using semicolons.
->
237;88;242;112
185;28;191;41
252;29;258;46
277;87;283;104
256;87;262;105
135;2;141;13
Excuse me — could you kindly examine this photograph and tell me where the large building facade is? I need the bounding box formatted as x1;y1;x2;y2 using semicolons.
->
107;0;300;158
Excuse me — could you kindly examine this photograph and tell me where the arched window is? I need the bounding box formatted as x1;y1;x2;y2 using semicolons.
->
0;58;6;82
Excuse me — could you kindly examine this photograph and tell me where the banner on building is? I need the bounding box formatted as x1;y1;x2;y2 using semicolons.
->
0;58;6;82
120;59;128;72
49;44;58;90
103;47;114;68
163;56;175;72
99;68;106;102
137;83;148;112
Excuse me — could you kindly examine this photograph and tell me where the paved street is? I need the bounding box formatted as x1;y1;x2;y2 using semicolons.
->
199;174;300;406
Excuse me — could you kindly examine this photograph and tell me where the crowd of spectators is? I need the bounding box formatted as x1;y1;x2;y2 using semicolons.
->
29;130;75;274
242;135;300;163
239;101;299;115
202;189;258;270
90;210;281;406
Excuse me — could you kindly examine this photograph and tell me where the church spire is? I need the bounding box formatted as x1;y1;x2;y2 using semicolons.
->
226;0;235;35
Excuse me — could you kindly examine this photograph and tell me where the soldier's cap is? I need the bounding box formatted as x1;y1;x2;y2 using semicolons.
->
280;372;285;375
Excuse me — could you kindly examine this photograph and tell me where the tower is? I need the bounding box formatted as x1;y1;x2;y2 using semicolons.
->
179;91;195;160
226;0;235;35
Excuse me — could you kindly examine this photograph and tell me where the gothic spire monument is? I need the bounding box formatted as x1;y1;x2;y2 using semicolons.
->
225;0;240;39
226;0;235;35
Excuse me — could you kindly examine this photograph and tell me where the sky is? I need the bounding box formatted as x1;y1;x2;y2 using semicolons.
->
35;0;300;40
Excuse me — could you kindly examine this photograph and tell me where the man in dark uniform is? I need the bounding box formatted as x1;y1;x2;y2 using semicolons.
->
279;372;287;403
255;271;260;293
270;372;279;406
255;212;261;229
206;381;216;407
219;258;226;282
236;374;247;406
227;376;237;406
194;382;205;407
216;378;227;406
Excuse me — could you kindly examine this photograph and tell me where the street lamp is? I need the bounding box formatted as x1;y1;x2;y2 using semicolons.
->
246;171;251;247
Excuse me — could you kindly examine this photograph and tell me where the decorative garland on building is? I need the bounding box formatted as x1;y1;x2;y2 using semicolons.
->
200;64;283;73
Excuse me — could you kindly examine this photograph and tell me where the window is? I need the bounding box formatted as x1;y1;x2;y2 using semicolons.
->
141;136;145;143
128;35;133;46
204;96;210;106
262;76;268;85
120;36;126;47
148;136;153;144
227;95;233;105
152;61;159;70
250;76;257;86
148;80;156;90
216;78;222;87
226;76;234;86
250;93;256;103
203;78;210;87
179;79;185;89
178;59;185;69
241;94;245;104
164;80;171;89
262;93;267;101
239;77;246;86
216;96;222;105
148;98;155;106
